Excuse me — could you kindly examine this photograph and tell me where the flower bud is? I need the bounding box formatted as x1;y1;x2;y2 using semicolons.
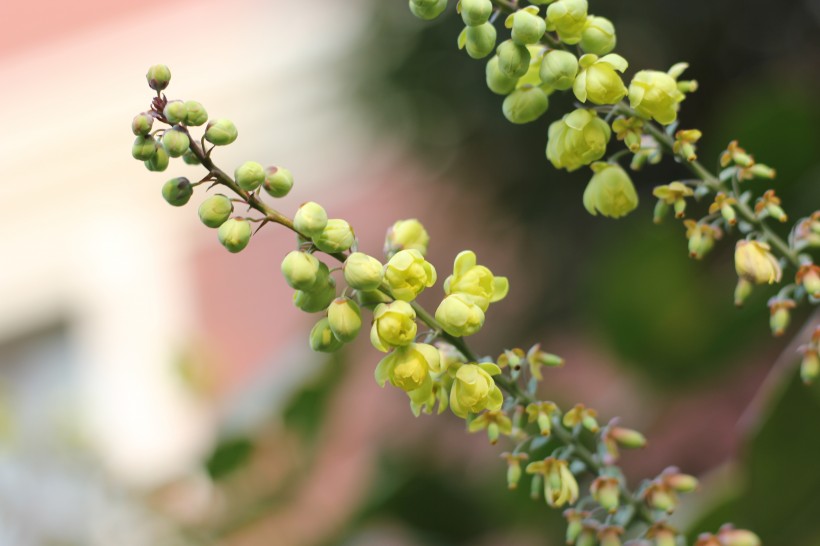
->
132;135;157;161
526;401;558;436
163;100;187;125
486;56;519;95
182;149;201;165
563;403;599;432
685;220;719;260
370;300;417;352
653;182;693;218
450;363;503;418
375;343;439;397
501;452;528;490
131;113;154;136
314;219;355;253
653;199;669;224
629;69;685;125
664;472;698;493
217;218;252;253
294;201;328;239
748;164;776;179
526;457;579;507
502;86;549;124
545;0;588;44
408;0;447;20
643;482;677;513
344;252;384;291
599;527;624;546
564;510;589;545
609;426;647;449
444;250;509;312
583;163;638;218
801;349;819;385
145;141;169;172
146;64;171;91
539;50;578;91
496;39;531;78
204;118;238;146
281;251;322;290
734;278;753;307
547;108;610;171
735;240;782;285
262;166;293;198
797;264;820;298
198;194;233;228
162;127;190;158
717;526;761;546
385;219;430;257
574;53;628;105
309;317;344;353
293;270;336;313
768;298;795;337
507;7;546;45
591;476;620;513
460;23;497;59
232;161;263;192
384;249;437;301
327;297;362;343
161;177;193;207
436;293;485;337
460;0;492;25
580;15;616;55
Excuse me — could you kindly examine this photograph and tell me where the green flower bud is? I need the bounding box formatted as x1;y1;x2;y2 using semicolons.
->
162;127;190;158
146;64;171;91
583;163;638;218
161;177;193;207
344;252;384;291
370;300;417;352
385;219;430;257
132;135;157;161
408;0;447;20
163;101;187;125
384;249;437;302
327;297;362;343
294;201;328;238
574;53;628;105
496;39;531;78
486;57;519;95
217;218;252;253
309;318;345;353
436;293;485;337
204;118;238;146
539;50;578;91
546;108;611;171
198;194;233;228
145;141;170;172
580;16;616;55
461;23;497;59
546;0;588;44
182;149;201;165
235;161;265;191
313;219;355;254
460;0;492;26
262;166;294;198
184;100;208;126
629;69;685;125
293;269;336;313
131;113;154;136
281;251;321;290
507;7;546;45
502;86;549;124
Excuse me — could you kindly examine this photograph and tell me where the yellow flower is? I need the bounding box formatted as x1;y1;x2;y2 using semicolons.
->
582;163;638;219
468;410;513;444
384;249;437;302
545;0;588;45
374;343;440;398
653;181;693;218
526;457;579;507
435;293;486;337
370;300;417;352
450;363;504;418
343;252;384;291
628;65;687;125
547;108;611;172
573;53;628;105
735;240;782;285
384;218;430;257
444;250;509;312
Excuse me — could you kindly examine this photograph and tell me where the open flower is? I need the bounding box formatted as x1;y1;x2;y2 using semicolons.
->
573;53;628;105
582;163;638;218
444;250;509;312
370;300;417;352
384;249;437;302
375;343;440;399
526;457;579;507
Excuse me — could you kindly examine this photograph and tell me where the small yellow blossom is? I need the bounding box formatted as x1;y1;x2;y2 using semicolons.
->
370;300;417;352
444;250;509;312
435;293;486;337
735;240;782;285
384;249;437;302
526;457;579;507
450;363;504;418
547;108;611;172
384;219;430;257
573;53;628;105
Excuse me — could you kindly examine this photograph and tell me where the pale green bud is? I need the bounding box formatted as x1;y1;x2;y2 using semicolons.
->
508;7;546;45
145;141;169;172
313;219;355;254
293;269;336;312
204;118;238;146
281;251;321;290
198;194;233;228
161;177;193;207
181;150;199;165
163;100;187;125
629;69;685;125
462;23;497;59
503;86;549;124
344;252;384;291
583;163;638;218
496;40;531;78
235;161;265;192
218;218;252;253
574;53;628;105
309;318;344;353
539;50;578;91
385;219;430;257
384;249;437;302
435;293;485;337
580;16;616;55
408;0;447;20
734;278;753;307
370;300;417;352
486;57;519;94
546;108;611;171
131;113;153;136
294;202;328;238
146;64;171;91
132;135;157;161
184;100;208;126
162;127;190;158
327;297;362;343
546;0;588;44
801;350;819;385
460;0;492;26
262;166;293;198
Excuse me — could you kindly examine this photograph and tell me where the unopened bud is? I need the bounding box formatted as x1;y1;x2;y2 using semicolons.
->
146;64;171;91
163;100;187;125
198;194;233;228
344;252;384;291
309;317;344;353
281;251;322;291
408;0;447;20
385;218;430;257
132;135;157;161
184;100;208;126
182;149;201;165
131;113;153;136
665;473;698;493
508;7;546;45
749;164;775;179
801;349;819;384
217;218;252;253
734;278;753;307
768;298;795;336
162;127;190;158
496;39;531;78
145;141;169;172
161;177;193;207
486;56;519;95
502;86;549;124
262;166;294;198
717;526;761;546
235;161;265;192
293;273;337;313
591;476;620;513
460;0;493;26
204;118;238;146
462;23;497;59
327;297;362;343
610;426;647;448
294;201;328;238
653;200;669;224
539;50;578;91
313;219;355;253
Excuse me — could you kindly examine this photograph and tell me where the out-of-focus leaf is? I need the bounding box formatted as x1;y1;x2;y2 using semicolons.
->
282;353;346;443
205;437;254;481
